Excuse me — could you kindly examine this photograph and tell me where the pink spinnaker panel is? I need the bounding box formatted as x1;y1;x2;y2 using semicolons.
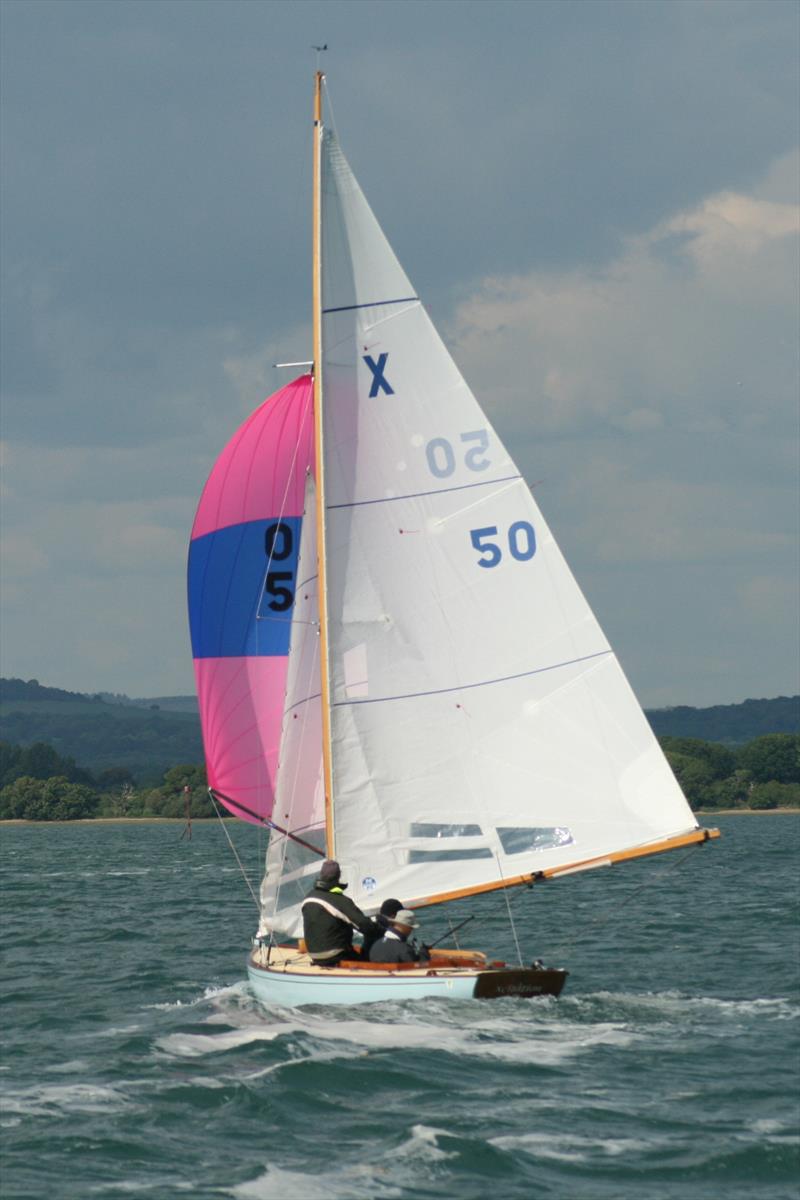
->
192;374;314;539
190;375;314;824
193;657;289;810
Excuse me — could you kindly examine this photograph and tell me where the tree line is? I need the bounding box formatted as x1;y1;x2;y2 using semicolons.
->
0;741;212;821
660;734;799;810
0;733;797;822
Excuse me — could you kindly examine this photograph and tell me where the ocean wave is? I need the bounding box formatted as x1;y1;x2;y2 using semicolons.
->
560;991;799;1025
228;1163;403;1200
157;1002;638;1072
489;1129;658;1163
0;1081;133;1119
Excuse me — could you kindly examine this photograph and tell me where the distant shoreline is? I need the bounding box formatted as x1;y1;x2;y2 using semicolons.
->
0;817;218;825
1;809;798;827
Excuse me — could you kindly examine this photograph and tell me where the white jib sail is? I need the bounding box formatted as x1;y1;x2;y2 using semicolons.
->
259;473;325;937
319;127;698;915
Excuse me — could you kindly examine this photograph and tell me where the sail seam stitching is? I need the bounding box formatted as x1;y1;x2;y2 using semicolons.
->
327;473;522;510
323;296;419;313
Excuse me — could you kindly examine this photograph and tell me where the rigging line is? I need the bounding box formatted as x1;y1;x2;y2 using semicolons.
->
270;632;322;926
209;790;260;911
252;401;312;880
433;876;533;941
495;853;525;967
321;73;339;144
254;399;314;624
211;788;326;857
257;614;318;627
545;844;701;964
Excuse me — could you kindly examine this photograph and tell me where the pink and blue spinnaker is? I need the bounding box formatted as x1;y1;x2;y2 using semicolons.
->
188;375;314;824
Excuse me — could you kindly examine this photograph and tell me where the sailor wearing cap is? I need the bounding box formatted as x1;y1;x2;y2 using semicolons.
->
301;860;377;967
368;909;429;964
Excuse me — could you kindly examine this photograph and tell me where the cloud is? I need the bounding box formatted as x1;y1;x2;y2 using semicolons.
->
441;152;799;703
1;0;797;703
449;149;799;442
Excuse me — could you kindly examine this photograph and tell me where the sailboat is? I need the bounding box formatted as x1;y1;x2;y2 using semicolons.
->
187;72;719;1007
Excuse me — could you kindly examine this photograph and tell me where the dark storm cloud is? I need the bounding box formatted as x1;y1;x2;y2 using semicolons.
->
0;0;797;699
3;0;797;444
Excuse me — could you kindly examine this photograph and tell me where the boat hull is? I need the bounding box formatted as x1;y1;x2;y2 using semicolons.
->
246;947;567;1007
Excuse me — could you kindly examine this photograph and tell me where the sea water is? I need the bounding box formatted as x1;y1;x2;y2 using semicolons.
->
0;814;797;1199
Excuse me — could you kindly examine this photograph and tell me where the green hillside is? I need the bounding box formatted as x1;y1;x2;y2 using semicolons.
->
1;678;797;786
0;679;202;784
646;695;799;743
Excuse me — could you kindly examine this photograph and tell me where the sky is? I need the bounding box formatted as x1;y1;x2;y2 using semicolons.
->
1;0;798;708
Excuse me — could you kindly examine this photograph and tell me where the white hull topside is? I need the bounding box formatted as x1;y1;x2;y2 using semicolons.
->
246;945;567;1007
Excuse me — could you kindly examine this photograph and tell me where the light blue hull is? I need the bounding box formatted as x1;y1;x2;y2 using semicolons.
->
246;960;479;1006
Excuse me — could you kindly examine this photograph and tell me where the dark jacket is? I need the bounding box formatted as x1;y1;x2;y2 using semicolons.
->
301;881;376;963
369;929;421;964
360;911;393;959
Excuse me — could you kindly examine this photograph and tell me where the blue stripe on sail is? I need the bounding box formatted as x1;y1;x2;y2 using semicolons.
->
188;517;302;658
327;474;522;511
322;296;419;314
331;651;613;708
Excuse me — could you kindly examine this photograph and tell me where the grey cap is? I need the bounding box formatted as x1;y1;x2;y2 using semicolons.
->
318;859;341;882
393;908;419;929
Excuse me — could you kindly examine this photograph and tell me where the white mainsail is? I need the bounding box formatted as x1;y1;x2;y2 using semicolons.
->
315;125;698;916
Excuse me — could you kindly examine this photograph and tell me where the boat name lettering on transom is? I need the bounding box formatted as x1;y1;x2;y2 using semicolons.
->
363;352;394;397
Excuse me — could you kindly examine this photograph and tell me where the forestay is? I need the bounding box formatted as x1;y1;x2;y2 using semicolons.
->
317;127;699;915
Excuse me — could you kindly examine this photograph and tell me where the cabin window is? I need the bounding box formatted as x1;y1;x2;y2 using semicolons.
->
409;848;493;863
410;823;483;838
496;826;574;855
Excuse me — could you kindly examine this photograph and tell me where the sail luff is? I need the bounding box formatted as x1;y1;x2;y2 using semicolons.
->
407;827;721;910
312;71;336;858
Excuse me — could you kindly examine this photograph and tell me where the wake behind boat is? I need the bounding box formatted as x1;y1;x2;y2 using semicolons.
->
187;69;718;1008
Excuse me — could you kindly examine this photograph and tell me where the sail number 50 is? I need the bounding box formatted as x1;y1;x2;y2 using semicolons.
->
470;522;536;568
426;430;490;478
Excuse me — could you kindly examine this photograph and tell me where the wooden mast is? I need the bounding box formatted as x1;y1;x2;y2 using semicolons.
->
312;70;336;859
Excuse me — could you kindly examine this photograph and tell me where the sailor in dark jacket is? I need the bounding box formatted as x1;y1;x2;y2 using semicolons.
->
360;897;403;959
301;860;377;967
369;909;428;964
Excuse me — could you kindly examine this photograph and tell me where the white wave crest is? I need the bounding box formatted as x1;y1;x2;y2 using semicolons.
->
228;1163;401;1200
490;1129;658;1162
0;1081;133;1119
